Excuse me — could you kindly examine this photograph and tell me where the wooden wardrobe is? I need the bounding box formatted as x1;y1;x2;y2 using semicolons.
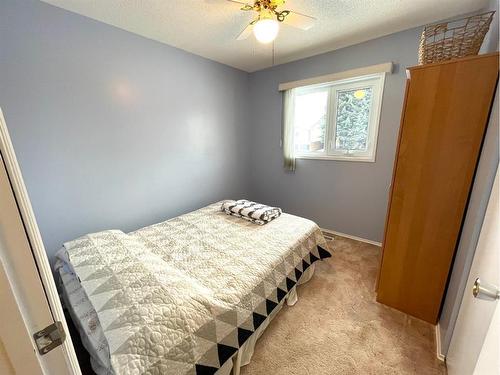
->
376;53;499;324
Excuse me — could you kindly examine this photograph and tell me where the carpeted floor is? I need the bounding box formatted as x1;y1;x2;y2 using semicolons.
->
240;236;447;375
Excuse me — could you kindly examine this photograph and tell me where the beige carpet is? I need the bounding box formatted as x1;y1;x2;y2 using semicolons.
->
240;236;447;375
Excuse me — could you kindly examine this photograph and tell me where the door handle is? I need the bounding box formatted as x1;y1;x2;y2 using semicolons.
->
472;278;500;301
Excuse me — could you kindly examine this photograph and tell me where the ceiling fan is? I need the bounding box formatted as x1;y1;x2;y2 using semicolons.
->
228;0;317;44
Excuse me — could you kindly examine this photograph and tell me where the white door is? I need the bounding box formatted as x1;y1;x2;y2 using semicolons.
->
447;168;499;375
0;109;80;374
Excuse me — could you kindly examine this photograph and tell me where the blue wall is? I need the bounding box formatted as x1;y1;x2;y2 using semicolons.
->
247;28;422;243
0;0;251;262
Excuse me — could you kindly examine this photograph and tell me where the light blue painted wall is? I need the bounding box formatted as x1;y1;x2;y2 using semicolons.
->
247;28;422;242
0;0;251;262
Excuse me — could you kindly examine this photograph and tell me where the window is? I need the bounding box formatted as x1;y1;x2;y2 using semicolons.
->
291;73;385;162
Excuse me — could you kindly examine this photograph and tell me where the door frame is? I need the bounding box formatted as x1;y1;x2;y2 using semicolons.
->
0;108;80;373
447;167;499;374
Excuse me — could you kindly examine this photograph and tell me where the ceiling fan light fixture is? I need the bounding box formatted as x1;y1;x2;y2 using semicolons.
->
253;17;279;44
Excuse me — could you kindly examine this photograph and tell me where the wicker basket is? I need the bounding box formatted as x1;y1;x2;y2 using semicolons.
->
418;11;495;65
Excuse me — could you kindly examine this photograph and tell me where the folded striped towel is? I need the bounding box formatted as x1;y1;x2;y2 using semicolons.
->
221;200;282;225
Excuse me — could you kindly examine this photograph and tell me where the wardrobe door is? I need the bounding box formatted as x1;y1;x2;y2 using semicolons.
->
377;54;499;324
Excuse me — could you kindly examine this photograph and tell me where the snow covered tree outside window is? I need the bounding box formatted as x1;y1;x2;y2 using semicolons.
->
335;87;373;151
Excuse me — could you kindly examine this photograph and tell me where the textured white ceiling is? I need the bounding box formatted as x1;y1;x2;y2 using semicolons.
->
40;0;489;72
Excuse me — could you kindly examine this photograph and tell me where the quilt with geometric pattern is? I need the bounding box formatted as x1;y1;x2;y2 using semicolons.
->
63;202;330;375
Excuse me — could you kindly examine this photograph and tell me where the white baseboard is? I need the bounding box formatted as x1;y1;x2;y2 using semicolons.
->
320;228;382;247
435;323;446;362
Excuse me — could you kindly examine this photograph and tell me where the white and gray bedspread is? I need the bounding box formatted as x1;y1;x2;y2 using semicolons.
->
62;202;330;375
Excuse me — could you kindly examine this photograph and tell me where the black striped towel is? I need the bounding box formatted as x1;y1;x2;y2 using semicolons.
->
221;200;282;225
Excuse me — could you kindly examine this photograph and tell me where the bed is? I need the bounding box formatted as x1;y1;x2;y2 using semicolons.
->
55;202;330;375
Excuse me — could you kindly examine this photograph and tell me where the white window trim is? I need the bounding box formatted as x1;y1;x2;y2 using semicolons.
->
293;72;386;163
278;62;393;91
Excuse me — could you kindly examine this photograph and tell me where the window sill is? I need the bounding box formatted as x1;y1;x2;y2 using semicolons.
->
295;154;376;163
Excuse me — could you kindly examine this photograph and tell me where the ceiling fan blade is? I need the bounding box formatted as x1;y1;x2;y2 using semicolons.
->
227;0;253;10
283;10;317;30
236;23;254;40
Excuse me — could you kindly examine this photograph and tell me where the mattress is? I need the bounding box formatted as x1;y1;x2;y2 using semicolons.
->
55;202;330;374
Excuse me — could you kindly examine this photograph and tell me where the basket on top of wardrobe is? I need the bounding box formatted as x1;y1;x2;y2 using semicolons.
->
419;11;495;65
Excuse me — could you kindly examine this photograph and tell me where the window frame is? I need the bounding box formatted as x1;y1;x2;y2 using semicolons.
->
293;73;386;163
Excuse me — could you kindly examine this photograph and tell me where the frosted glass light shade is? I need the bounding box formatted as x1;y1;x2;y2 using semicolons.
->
253;18;279;44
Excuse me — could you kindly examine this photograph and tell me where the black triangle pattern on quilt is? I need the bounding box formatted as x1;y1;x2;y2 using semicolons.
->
237;327;253;346
266;298;278;315
195;244;331;372
276;287;287;302
217;344;238;364
295;268;303;282
318;245;332;259
252;312;267;330
195;364;219;375
302;259;310;271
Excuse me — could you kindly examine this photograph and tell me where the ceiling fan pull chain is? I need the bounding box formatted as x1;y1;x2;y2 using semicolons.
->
272;40;275;66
